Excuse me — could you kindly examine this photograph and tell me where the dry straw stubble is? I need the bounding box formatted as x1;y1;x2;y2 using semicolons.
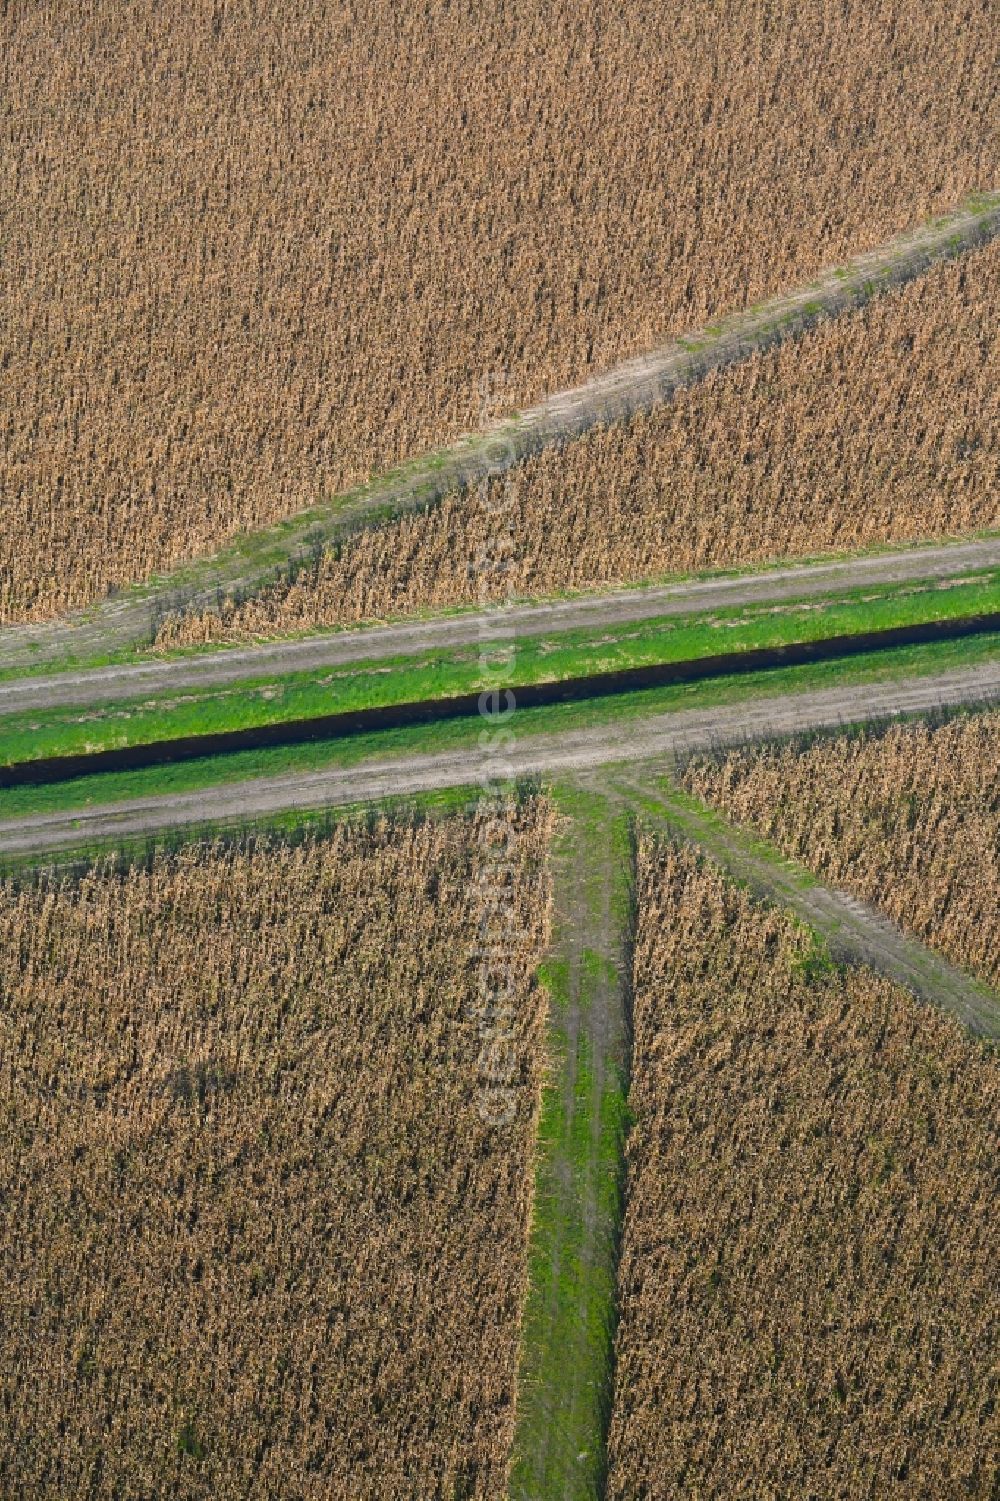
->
0;804;553;1499
607;837;1000;1499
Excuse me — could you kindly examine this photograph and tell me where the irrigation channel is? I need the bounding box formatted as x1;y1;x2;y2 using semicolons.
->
3;658;998;863
4;611;999;788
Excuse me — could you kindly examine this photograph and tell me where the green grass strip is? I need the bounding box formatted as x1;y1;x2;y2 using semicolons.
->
510;787;634;1499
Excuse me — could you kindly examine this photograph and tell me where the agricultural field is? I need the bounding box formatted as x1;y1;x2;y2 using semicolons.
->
0;804;553;1498
4;0;999;624
4;2;1000;1493
682;707;1000;990
608;836;1000;1499
158;237;1000;645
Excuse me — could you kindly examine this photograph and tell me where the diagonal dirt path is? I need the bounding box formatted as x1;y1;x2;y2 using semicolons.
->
2;191;997;675
613;773;1000;1038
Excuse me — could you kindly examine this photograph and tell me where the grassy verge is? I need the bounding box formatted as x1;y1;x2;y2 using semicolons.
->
510;785;634;1500
1;630;997;825
4;570;999;766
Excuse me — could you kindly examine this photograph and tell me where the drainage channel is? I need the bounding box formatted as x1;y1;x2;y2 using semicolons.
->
5;611;999;788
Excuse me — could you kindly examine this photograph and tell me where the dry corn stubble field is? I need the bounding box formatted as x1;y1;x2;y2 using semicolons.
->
0;805;553;1500
682;708;1000;991
607;837;1000;1500
159;238;1000;645
4;0;999;625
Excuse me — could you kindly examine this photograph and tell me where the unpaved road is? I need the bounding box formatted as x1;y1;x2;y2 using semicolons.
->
4;537;999;717
2;191;997;675
619;774;1000;1038
4;659;997;861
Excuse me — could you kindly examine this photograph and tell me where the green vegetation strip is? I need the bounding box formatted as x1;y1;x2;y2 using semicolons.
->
4;571;998;767
2;630;997;827
510;786;634;1501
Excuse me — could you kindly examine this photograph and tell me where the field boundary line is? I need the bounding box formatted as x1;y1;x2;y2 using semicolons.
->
3;190;998;674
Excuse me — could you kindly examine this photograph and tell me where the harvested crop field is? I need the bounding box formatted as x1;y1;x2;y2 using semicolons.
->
4;1;999;625
682;707;1000;991
159;237;1000;645
607;837;1000;1499
0;805;553;1499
